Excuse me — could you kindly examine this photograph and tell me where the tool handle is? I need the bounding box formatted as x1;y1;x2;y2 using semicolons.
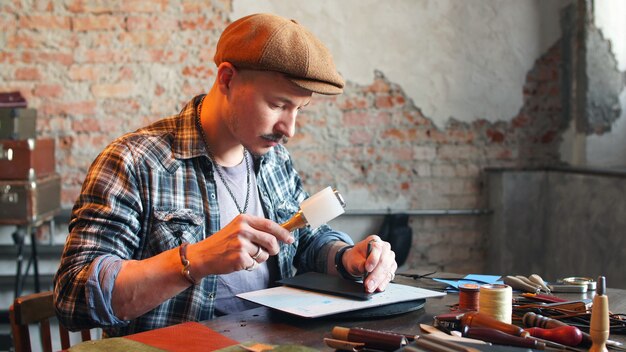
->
503;276;540;293
520;293;567;303
332;326;408;351
528;274;551;293
417;334;480;352
412;338;459;352
524;326;583;347
523;312;569;329
523;312;592;345
280;210;307;231
462;327;545;349
590;276;609;352
461;312;526;337
515;275;542;289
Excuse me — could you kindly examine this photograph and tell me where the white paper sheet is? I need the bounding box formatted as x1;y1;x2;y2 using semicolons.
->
237;283;445;318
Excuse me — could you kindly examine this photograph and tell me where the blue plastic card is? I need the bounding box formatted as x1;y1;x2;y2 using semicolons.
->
433;274;503;291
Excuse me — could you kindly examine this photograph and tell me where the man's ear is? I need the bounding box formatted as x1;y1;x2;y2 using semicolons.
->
216;62;237;94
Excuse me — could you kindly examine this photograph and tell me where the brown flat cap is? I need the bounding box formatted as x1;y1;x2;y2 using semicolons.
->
214;13;344;95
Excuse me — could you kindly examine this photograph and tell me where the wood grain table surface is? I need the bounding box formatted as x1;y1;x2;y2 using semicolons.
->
201;274;626;350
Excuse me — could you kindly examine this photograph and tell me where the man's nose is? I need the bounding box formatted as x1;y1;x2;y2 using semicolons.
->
276;110;297;138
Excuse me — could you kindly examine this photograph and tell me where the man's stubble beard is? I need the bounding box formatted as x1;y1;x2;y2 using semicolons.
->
227;110;289;156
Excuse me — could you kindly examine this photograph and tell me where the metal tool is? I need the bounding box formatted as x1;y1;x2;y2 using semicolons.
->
549;283;588;293
560;276;597;291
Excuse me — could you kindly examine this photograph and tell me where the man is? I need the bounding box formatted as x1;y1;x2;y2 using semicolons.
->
54;13;397;337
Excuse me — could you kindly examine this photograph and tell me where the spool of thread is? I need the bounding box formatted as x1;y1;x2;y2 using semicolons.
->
478;284;512;324
459;283;480;311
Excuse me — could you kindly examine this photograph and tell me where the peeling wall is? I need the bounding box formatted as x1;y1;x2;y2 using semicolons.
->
582;28;621;134
234;0;626;170
586;90;626;167
585;0;626;168
232;0;568;127
594;0;626;71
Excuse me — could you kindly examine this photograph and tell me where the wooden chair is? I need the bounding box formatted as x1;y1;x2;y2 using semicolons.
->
9;291;91;352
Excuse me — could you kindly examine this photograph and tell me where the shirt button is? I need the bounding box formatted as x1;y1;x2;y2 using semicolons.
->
208;292;215;299
210;193;216;199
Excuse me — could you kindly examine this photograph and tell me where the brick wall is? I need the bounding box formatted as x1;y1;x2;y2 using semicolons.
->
0;1;565;273
290;44;564;273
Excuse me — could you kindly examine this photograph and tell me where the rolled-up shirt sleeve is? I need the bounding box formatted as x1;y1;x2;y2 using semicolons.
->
54;139;143;331
281;223;354;277
305;227;353;273
85;255;128;326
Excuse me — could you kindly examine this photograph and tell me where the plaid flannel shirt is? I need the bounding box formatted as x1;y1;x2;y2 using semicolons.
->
53;95;352;336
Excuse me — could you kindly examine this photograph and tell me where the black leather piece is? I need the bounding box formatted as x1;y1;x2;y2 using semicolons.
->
277;272;373;300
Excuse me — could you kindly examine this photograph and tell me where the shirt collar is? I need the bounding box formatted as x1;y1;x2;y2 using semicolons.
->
171;95;210;161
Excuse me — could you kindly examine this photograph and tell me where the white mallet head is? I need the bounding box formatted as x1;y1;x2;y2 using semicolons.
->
281;186;346;231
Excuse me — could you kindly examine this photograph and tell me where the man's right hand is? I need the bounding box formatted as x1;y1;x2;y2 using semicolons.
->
189;213;295;275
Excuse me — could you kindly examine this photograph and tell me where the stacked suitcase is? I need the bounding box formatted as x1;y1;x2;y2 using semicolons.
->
0;93;61;226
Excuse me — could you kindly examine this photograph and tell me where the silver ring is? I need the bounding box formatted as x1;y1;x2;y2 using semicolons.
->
251;245;263;261
388;271;395;281
245;260;259;272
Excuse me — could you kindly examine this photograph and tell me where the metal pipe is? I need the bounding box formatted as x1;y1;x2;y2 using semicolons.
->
343;208;492;216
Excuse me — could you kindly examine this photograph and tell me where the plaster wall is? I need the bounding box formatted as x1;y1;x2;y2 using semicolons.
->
585;0;626;168
594;0;626;71
586;90;626;168
486;169;626;288
232;0;566;127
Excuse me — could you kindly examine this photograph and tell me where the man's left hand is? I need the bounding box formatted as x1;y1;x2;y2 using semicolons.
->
343;235;398;293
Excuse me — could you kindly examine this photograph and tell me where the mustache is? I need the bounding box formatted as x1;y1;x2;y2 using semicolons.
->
261;133;289;144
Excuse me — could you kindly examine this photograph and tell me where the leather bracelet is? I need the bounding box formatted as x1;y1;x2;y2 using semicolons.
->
334;245;360;280
179;242;198;285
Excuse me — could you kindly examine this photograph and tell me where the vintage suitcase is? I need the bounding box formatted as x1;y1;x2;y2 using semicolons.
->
0;108;37;139
0;138;55;180
0;91;27;108
0;173;61;225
